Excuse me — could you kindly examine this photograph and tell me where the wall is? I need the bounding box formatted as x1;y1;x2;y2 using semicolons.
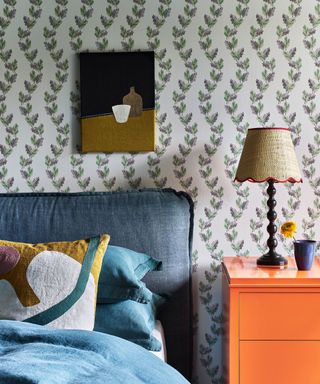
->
1;0;319;382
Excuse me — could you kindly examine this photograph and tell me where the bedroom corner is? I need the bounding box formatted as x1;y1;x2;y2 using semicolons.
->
0;1;319;383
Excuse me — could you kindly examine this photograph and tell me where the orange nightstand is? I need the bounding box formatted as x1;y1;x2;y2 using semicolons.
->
222;256;320;384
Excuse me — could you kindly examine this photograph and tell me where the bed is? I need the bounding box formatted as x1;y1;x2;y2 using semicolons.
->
0;188;193;383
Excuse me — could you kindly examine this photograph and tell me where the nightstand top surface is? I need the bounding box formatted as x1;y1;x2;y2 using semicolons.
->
222;256;320;287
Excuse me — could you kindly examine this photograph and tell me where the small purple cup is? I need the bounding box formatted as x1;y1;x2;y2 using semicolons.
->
294;240;317;271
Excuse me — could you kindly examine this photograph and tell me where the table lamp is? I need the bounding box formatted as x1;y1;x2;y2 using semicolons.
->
234;127;302;267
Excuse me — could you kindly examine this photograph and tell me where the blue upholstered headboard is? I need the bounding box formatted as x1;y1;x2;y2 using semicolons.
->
0;188;194;380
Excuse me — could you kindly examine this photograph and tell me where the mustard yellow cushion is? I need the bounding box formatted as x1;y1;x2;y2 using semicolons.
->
0;234;109;330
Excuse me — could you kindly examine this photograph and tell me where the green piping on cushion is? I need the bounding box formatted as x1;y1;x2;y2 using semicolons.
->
23;236;99;325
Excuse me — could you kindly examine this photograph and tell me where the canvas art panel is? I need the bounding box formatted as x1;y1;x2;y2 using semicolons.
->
80;51;155;152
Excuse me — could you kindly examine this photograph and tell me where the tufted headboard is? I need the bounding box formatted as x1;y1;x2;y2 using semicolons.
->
0;188;194;380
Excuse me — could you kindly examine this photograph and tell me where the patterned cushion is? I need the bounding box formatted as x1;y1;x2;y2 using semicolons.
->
0;235;109;330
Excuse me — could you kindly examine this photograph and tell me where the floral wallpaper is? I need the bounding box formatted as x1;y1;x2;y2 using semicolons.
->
1;0;320;382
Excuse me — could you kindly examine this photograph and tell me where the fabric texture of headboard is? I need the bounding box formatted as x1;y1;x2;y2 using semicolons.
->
0;188;194;380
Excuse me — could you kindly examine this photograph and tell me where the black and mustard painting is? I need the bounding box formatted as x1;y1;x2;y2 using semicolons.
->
80;51;155;152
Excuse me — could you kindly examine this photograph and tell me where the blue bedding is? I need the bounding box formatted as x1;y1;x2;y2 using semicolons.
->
0;320;190;384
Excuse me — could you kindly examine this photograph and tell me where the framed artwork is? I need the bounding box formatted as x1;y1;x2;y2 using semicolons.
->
80;51;155;152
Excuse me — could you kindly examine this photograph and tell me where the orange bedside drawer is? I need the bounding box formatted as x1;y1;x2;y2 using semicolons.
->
240;292;320;340
223;257;320;384
240;341;320;384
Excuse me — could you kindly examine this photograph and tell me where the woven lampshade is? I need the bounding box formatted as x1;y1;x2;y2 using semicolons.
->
235;128;302;183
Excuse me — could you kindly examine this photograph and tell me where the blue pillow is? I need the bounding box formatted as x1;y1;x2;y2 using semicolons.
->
97;245;162;304
94;292;165;351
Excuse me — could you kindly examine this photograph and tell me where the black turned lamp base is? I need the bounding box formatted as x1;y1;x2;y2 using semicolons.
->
257;253;288;267
256;179;288;268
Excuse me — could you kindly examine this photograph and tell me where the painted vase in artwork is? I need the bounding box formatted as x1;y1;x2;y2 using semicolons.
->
123;86;143;117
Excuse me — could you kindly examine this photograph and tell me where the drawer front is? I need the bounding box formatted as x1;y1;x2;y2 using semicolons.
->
240;341;320;384
240;292;320;340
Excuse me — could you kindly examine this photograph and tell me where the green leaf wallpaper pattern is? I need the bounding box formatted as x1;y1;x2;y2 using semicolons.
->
147;0;172;188
276;0;302;256
43;0;69;192
0;0;18;192
18;0;44;192
302;1;320;251
172;0;199;201
223;0;250;257
249;0;276;255
197;1;224;381
1;0;320;382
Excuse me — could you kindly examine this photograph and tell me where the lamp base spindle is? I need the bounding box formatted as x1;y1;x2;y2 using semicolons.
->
256;179;288;268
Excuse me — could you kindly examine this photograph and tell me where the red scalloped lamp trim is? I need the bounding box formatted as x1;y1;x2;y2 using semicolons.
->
234;176;303;183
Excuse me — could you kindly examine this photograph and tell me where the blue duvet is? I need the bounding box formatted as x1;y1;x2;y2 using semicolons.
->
0;320;190;384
